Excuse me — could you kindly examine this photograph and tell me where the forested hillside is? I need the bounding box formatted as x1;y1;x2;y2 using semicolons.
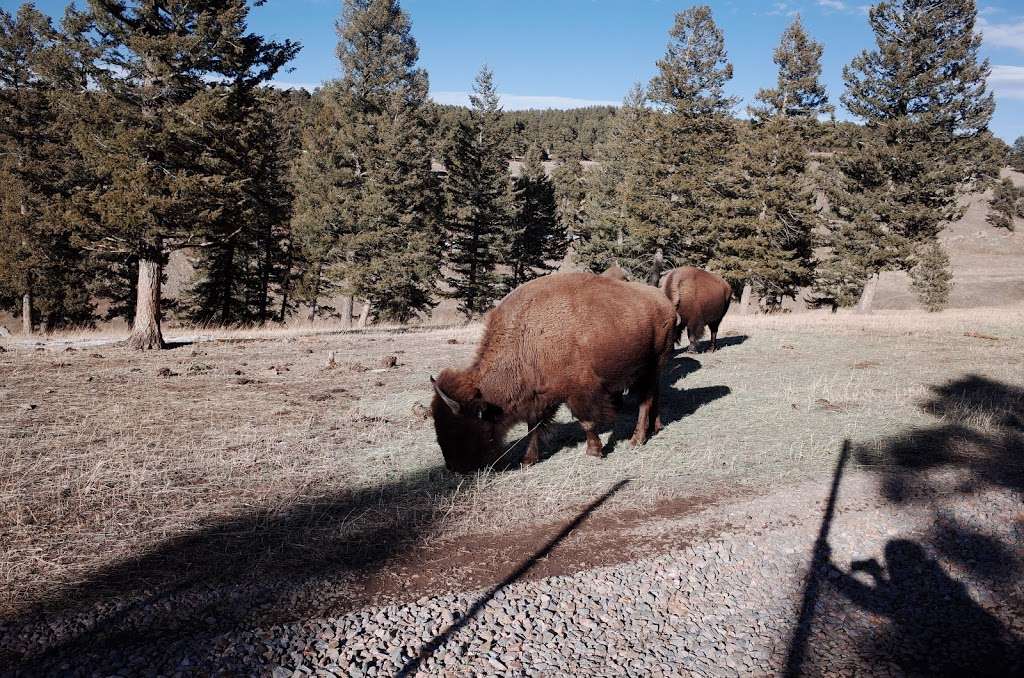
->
1;0;1019;345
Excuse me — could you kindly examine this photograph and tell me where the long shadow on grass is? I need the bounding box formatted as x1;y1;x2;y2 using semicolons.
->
397;478;630;677
785;375;1024;676
2;465;463;674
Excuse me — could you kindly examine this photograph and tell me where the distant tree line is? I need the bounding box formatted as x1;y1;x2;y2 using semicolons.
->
0;0;1011;348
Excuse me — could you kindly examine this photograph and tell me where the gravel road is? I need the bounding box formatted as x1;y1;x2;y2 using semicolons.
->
5;462;1022;677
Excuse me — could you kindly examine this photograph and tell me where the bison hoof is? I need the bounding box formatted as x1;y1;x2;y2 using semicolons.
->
586;445;603;459
521;453;539;467
630;434;648;448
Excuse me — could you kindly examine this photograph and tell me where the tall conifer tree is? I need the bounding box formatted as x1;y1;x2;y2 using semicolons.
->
551;154;586;239
72;0;298;348
440;66;507;317
575;84;663;278
503;144;566;293
716;17;831;311
0;5;93;334
818;0;995;312
648;5;738;269
332;0;441;323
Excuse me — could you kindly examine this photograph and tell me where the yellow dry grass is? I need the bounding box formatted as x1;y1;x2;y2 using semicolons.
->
0;307;1021;618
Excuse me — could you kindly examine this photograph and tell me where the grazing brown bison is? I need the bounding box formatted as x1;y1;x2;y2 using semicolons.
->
431;272;676;473
660;266;732;353
601;264;629;281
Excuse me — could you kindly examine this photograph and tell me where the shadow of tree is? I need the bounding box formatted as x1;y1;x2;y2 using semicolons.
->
397;479;631;676
2;466;462;672
786;375;1024;676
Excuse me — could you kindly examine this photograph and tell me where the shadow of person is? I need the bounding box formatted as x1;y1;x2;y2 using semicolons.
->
826;540;1024;676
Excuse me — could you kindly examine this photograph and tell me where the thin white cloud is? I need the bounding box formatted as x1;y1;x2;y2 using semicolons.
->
817;0;847;11
431;91;618;110
990;64;1024;100
979;16;1024;53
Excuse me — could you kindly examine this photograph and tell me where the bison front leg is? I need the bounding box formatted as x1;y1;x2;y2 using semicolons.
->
521;418;543;467
579;421;604;458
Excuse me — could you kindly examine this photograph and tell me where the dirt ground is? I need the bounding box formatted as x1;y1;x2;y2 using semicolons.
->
1;306;1022;651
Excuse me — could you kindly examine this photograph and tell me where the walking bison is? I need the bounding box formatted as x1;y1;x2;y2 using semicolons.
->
660;266;732;352
431;272;676;473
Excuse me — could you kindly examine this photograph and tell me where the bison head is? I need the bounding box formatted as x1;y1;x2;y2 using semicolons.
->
430;373;507;473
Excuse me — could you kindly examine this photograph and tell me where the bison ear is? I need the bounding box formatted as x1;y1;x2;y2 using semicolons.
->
431;376;461;415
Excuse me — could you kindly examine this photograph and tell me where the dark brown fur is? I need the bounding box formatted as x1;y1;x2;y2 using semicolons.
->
660;267;732;352
431;272;676;473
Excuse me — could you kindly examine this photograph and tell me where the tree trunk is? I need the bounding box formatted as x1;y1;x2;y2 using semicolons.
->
220;245;234;325
307;263;323;323
258;243;271;324
340;295;353;329
278;237;295;322
856;273;879;315
738;283;754;315
21;290;32;336
128;257;165;350
358;301;371;328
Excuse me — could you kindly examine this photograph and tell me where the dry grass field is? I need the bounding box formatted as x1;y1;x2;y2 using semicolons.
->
2;304;1022;644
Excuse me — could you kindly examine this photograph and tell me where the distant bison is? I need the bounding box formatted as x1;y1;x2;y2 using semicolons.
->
660;267;732;352
431;272;676;473
601;264;628;281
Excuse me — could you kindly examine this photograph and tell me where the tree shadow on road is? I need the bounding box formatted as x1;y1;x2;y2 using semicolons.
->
397;479;631;677
2;465;463;673
785;375;1024;676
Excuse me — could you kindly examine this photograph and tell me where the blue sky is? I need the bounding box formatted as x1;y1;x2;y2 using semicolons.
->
10;0;1024;142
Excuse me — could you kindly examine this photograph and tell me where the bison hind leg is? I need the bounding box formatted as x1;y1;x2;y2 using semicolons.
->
686;322;705;353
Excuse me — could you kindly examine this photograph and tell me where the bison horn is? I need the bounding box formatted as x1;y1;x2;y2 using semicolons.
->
430;376;461;415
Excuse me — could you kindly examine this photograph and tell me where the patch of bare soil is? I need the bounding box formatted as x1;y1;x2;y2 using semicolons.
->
359;489;735;611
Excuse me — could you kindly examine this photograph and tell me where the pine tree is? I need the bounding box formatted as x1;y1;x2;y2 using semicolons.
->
504;144;567;293
987;177;1022;232
716;17;831;311
439;66;508;317
289;85;360;323
0;5;94;335
1009;137;1024;173
184;86;303;325
648;5;738;269
821;0;996;312
551;154;586;239
575;84;664;279
71;0;298;348
294;0;441;325
909;241;952;312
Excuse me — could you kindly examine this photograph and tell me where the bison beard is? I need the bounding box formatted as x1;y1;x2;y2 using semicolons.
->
660;266;732;353
431;272;677;473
